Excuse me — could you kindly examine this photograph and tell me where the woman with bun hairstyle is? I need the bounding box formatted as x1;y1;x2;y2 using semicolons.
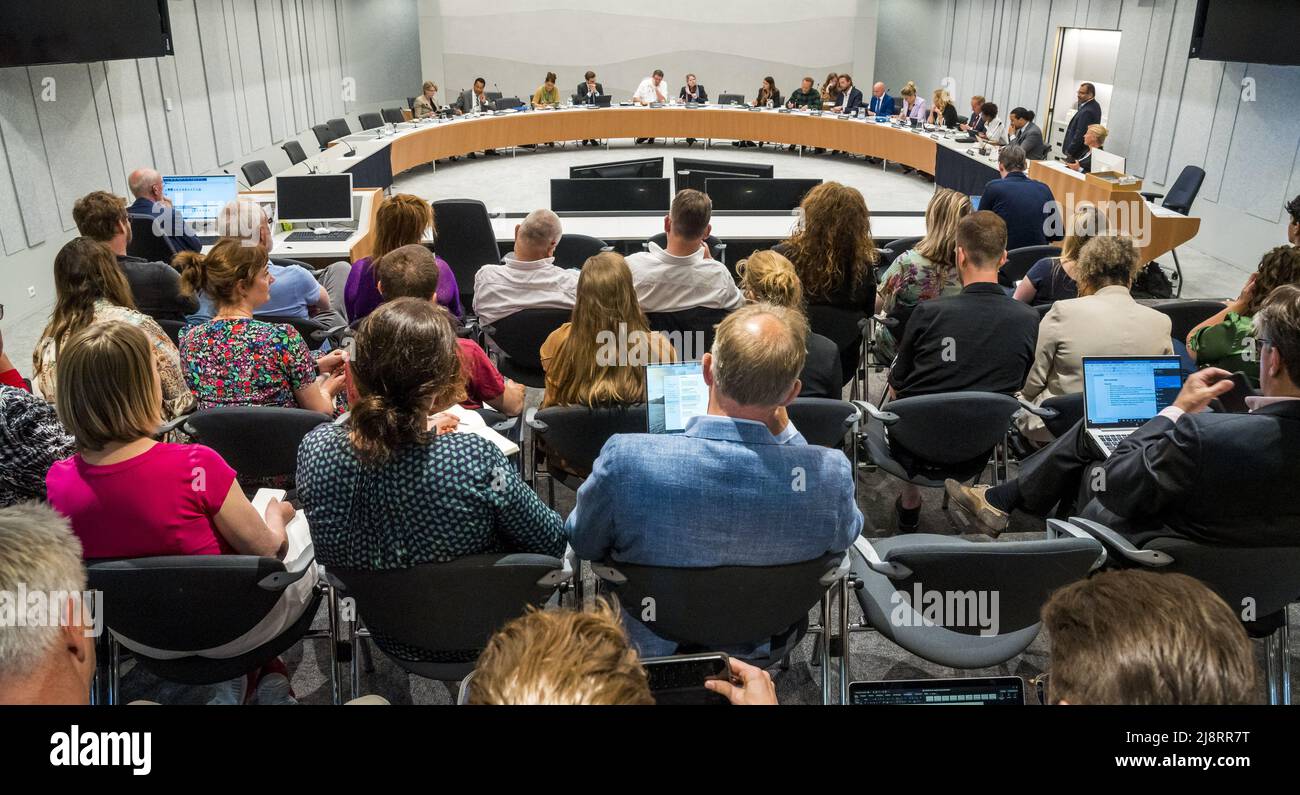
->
738;250;842;397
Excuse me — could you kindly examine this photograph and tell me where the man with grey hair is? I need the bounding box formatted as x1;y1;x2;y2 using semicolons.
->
567;303;863;657
979;144;1059;250
186;199;349;328
0;503;96;705
472;208;578;325
126;166;202;254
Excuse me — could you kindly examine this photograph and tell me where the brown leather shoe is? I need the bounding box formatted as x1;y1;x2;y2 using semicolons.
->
944;479;1010;537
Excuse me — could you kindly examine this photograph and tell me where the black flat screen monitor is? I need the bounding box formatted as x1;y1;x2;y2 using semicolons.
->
276;174;354;223
675;169;761;194
704;178;821;211
569;158;664;179
551;178;671;212
0;0;172;67
1190;0;1300;66
674;158;774;180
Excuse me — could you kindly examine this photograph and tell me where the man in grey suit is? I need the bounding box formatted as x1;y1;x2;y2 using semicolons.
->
1061;83;1103;162
1008;107;1049;160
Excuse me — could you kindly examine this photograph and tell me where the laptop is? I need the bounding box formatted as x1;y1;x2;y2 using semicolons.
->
1081;356;1183;457
848;676;1025;705
646;361;708;434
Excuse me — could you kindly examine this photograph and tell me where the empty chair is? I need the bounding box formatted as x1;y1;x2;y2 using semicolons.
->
241;160;272;187
282;139;308;165
1140;165;1206;297
312;123;338;150
431;198;502;312
407;96;417;112
327;117;351;140
381;107;405;125
126;214;178;264
493;97;522;112
785;398;859;450
1000;244;1060;289
1146;299;1227;343
485;91;503;102
552;234;610;270
481;308;571;389
358;111;384;130
171;406;331;490
645;307;730;358
528;404;649;503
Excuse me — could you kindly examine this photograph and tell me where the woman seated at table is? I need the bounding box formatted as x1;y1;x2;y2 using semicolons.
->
875;188;973;359
344;193;461;323
821;73;841;107
1013;203;1108;307
733;77;783;148
413;80;440;118
977;102;1007;145
927;88;960;128
1065;124;1109;173
737;251;840;397
33;237;194;421
176;240;347;414
895;81;927;124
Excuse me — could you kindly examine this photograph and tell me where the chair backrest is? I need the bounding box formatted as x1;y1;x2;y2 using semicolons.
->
806;303;866;352
493;97;522;111
1035;302;1054;319
786;398;858;448
330;554;564;652
1146;299;1226;343
282;139;308;165
881;236;922;266
718;93;745;106
1142;540;1300;630
241;159;272;187
126;214;178;264
181;406;330;483
485;91;503;102
255;313;332;349
381;107;405;124
597;554;845;647
1001;244;1059;286
553;234;609;270
156;318;184;346
432;198;502;309
312;123;337;150
645;307;730;357
484;308;572;372
358;111;384;130
532;404;649;474
327;117;351;139
886;392;1022;464
1040;393;1084;438
1162;165;1206;215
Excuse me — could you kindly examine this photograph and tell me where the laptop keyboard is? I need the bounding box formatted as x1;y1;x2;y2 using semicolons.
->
285;230;354;242
1095;431;1131;453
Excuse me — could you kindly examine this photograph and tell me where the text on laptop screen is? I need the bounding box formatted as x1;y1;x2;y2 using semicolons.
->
849;677;1024;705
1084;358;1182;428
162;175;237;222
647;362;708;434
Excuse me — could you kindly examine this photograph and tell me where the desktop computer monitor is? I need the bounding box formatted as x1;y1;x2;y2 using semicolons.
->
275;173;354;223
675;169;760;194
161;174;237;223
569;158;664;179
703;178;821;211
673;158;774;180
550;178;671;213
1090;149;1126;175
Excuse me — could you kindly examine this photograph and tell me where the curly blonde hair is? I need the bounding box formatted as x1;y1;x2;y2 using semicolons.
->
737;250;804;309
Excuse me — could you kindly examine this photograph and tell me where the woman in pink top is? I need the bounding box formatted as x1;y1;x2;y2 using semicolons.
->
45;321;291;561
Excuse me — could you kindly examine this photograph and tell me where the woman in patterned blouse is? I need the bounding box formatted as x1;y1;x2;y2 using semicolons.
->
176;240;347;414
297;299;564;658
32;237;194;420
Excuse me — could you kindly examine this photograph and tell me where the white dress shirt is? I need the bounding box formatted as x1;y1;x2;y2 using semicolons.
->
472;255;580;325
634;77;667;105
983;116;1008;145
624;242;745;313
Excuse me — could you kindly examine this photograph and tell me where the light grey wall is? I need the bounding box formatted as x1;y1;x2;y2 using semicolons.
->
341;0;421;106
873;0;1300;270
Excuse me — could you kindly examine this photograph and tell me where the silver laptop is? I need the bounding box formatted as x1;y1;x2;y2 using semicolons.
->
1081;356;1183;457
646;361;707;434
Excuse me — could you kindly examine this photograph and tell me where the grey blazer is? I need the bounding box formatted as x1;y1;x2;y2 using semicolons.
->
1012;122;1049;160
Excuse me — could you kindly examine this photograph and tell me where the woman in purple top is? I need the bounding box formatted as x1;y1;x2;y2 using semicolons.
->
344;193;461;323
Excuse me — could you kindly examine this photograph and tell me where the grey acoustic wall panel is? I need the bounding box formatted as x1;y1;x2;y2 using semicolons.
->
29;64;113;231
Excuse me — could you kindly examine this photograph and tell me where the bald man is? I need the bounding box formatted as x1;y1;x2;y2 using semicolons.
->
566;303;864;658
866;81;895;117
472;208;578;326
127;167;202;254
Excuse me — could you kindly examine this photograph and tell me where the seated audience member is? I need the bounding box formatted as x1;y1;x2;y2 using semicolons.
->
33;237;194;421
375;244;525;416
413;80;440;118
346;194;461;323
468;601;779;705
1007;108;1049;160
127;168;202;254
72;190;197;321
1288;195;1299;245
625;190;745;314
1186;245;1300;388
947;284;1300;546
1065;124;1108;174
875;188;973;358
566;304;863;657
297;299;565;660
1014;203;1108;306
1;326;76;508
1016;236;1173;443
189;199;350;328
176;240;346;414
887;212;1039;531
0;503;96;705
1041;570;1256;705
927;88;959;128
473;209;578;326
737;251;841;397
976;102;1006;145
981;145;1059;250
895;81;927;123
777;182;878;312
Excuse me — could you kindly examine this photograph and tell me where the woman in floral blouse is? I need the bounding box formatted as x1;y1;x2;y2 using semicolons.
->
33;237;194;420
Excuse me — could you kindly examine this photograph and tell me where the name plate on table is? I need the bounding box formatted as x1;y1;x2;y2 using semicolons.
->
1086;171;1143;192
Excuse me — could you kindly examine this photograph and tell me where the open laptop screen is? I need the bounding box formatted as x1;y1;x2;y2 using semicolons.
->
646;361;708;434
1083;356;1182;428
849;677;1025;705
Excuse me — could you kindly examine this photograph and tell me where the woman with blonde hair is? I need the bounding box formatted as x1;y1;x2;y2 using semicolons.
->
33;237;194;420
896;81;927;123
1065;124;1109;173
928;87;959;128
777;182;877;311
413;80;440;118
344;193;461;322
738;250;842;397
1014;203;1109;306
874;188;973;358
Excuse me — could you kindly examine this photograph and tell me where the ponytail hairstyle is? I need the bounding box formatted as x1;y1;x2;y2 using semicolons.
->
737;250;804;310
348;298;466;464
900;81;918;99
34;237;137;374
174;238;269;311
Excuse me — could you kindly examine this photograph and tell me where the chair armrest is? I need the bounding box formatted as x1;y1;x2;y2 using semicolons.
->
819;552;853;586
1017;397;1059;419
590;561;626;586
851;399;899;425
333;411;351;426
1045;519;1107;569
867;312;899;331
852;536;912;579
1067;517;1174;567
1139;191;1164;203
525;406;547;433
536;545;577;587
491;416;519;434
155;411;195;439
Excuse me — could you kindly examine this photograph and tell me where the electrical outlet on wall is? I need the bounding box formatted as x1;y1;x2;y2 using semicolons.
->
27;286;36;298
164;97;173;111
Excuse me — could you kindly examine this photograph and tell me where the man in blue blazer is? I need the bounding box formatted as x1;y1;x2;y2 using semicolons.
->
978;145;1059;252
866;82;896;117
127;168;202;254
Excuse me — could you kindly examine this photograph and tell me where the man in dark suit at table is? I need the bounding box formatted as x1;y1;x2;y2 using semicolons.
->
832;74;864;114
126;168;202;255
1061;83;1102;162
866;82;895;117
979;145;1059;250
576;71;604;145
1007;108;1049;160
960;95;986;133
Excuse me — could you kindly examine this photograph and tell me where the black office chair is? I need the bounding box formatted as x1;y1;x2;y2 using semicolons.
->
87;556;336;704
432;198;502;312
717;94;745;106
880;236;922;269
241;160;272;187
327;117;351;140
481;308;571;389
785;398;859;450
255;313;351;350
552;234;610;270
646;307;730;359
126;214;178;264
381;107;405;124
806;303;869;393
1035;302;1054;319
1039;393;1085;440
1146;298;1227;343
358;111;384;130
156;318;184;347
485;91;503;102
592;553;849;703
1000;244;1060;288
329;553;571;688
1140;165;1206;297
282;140;308;165
312;123;338;151
646;232;727;265
407;97;417;112
527;404;648;504
165;406;330;490
493;97;522;111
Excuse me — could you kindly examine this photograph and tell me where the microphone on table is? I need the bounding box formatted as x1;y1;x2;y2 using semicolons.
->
340;140;357;157
223;168;251;191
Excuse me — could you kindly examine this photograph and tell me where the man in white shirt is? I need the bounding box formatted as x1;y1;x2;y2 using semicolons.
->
632;69;668;144
624;189;745;314
473;209;578;326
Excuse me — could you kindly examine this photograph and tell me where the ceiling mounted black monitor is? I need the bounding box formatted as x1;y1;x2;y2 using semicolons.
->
569;158;664;179
551;178;672;213
704;178;822;212
0;1;172;67
1189;0;1300;66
